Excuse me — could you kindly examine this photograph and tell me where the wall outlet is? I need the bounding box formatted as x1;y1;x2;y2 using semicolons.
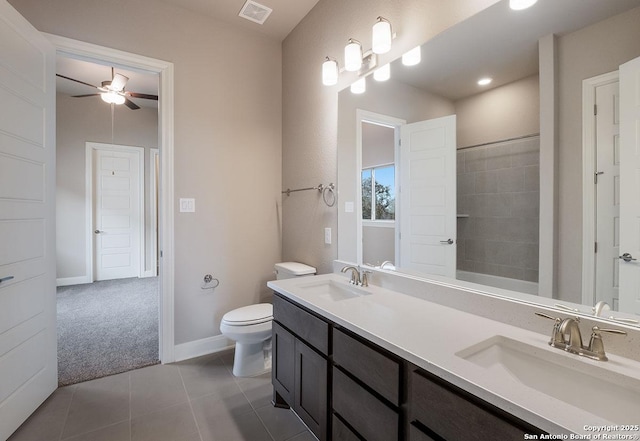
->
324;227;332;244
179;198;195;212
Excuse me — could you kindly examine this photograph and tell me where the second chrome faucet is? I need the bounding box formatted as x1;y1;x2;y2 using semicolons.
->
536;312;627;361
340;265;371;287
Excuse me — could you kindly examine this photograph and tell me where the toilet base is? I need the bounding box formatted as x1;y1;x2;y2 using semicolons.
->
232;339;272;377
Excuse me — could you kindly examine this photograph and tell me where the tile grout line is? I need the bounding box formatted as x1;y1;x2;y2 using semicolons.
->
58;385;78;441
176;363;204;441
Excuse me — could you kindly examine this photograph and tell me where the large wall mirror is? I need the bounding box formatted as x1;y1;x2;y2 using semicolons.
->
337;0;640;321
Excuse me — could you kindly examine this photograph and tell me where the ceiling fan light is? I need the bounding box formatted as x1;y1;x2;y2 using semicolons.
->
110;73;129;92
322;57;339;86
344;39;363;72
372;17;392;54
402;46;421;66
101;91;125;105
509;0;538;10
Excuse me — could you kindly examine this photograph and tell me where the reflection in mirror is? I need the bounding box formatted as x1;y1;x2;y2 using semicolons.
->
337;0;640;321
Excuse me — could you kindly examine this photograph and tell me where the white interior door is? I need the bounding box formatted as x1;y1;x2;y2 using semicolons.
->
91;143;143;281
399;115;456;277
619;55;640;315
0;1;57;438
595;81;620;308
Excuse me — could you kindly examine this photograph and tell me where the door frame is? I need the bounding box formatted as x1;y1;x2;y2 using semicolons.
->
148;148;159;278
47;33;176;362
581;70;619;306
355;109;405;266
85;142;145;281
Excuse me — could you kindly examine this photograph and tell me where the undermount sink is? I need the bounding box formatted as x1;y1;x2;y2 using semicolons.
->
297;279;371;301
456;336;640;424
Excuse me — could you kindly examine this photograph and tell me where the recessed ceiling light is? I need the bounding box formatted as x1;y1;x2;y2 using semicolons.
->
478;77;492;86
509;0;538;10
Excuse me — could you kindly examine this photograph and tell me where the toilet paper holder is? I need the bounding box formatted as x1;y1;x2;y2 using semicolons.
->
201;274;219;289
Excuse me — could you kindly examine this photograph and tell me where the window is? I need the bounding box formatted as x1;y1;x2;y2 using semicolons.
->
362;165;395;221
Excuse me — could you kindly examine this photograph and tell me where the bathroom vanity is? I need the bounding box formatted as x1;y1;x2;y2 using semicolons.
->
268;272;640;441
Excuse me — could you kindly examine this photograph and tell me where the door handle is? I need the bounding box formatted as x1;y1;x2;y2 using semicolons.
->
0;276;15;284
440;238;454;245
619;253;637;263
94;230;102;234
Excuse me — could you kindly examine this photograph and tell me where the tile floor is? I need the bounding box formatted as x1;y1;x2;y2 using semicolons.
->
9;351;315;441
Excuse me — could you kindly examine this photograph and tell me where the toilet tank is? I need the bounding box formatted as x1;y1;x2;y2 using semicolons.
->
275;262;316;280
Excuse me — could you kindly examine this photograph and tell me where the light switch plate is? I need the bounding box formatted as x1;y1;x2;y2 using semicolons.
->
180;198;195;212
324;227;332;244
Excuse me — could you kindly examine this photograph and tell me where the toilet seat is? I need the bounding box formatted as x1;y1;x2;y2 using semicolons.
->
222;303;273;326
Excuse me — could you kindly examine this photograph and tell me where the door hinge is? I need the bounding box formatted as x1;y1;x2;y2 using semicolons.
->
594;104;597;116
160;250;163;258
595;242;598;253
399;138;402;146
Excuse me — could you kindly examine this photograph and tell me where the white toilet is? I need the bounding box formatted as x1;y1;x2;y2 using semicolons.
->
220;262;316;377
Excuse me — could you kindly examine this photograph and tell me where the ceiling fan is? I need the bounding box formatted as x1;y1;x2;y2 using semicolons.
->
56;67;158;110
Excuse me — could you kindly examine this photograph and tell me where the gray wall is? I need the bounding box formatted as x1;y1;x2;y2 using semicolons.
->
56;93;158;280
11;0;282;346
556;6;640;303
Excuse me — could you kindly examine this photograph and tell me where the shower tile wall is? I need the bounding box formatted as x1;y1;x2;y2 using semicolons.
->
457;137;540;282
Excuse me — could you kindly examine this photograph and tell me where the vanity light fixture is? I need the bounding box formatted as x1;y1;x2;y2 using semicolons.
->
322;16;396;88
372;16;392;54
402;46;421;66
373;63;390;82
344;39;363;72
509;0;538;10
322;57;339;86
350;77;366;94
477;77;492;86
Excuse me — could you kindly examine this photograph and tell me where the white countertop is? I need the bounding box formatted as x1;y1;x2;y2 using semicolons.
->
268;273;640;437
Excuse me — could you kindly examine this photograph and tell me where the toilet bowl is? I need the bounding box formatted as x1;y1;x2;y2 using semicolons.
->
220;303;273;377
220;262;316;377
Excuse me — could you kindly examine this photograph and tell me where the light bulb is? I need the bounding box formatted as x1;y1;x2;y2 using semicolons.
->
350;77;366;94
344;39;363;72
101;91;125;105
372;17;392;55
477;77;492;86
373;64;390;82
402;46;421;66
509;0;538;10
322;58;339;86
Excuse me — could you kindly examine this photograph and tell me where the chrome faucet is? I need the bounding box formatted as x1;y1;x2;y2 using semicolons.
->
536;312;627;361
341;265;361;285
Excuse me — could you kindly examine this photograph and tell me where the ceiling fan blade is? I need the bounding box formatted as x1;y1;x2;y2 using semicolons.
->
72;94;101;98
125;92;158;101
56;74;98;89
110;73;129;92
124;98;140;110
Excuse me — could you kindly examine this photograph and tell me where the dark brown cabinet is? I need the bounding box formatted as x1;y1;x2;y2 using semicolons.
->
272;292;544;441
272;294;329;441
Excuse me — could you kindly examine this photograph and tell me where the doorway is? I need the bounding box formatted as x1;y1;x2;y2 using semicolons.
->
49;34;176;381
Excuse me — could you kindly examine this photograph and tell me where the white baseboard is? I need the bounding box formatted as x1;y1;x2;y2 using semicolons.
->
173;334;235;362
56;276;92;287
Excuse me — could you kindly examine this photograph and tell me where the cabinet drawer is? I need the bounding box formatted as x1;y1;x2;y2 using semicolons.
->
410;368;537;440
332;415;361;441
333;327;400;405
273;294;329;355
333;367;399;441
409;423;437;441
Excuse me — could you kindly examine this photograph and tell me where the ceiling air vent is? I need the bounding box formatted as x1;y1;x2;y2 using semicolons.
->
238;0;273;25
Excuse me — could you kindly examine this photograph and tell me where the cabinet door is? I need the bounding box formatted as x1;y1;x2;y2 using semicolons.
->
272;321;295;406
294;339;328;441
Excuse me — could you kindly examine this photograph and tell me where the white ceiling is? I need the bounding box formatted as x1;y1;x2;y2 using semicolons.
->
391;0;640;101
158;0;320;41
